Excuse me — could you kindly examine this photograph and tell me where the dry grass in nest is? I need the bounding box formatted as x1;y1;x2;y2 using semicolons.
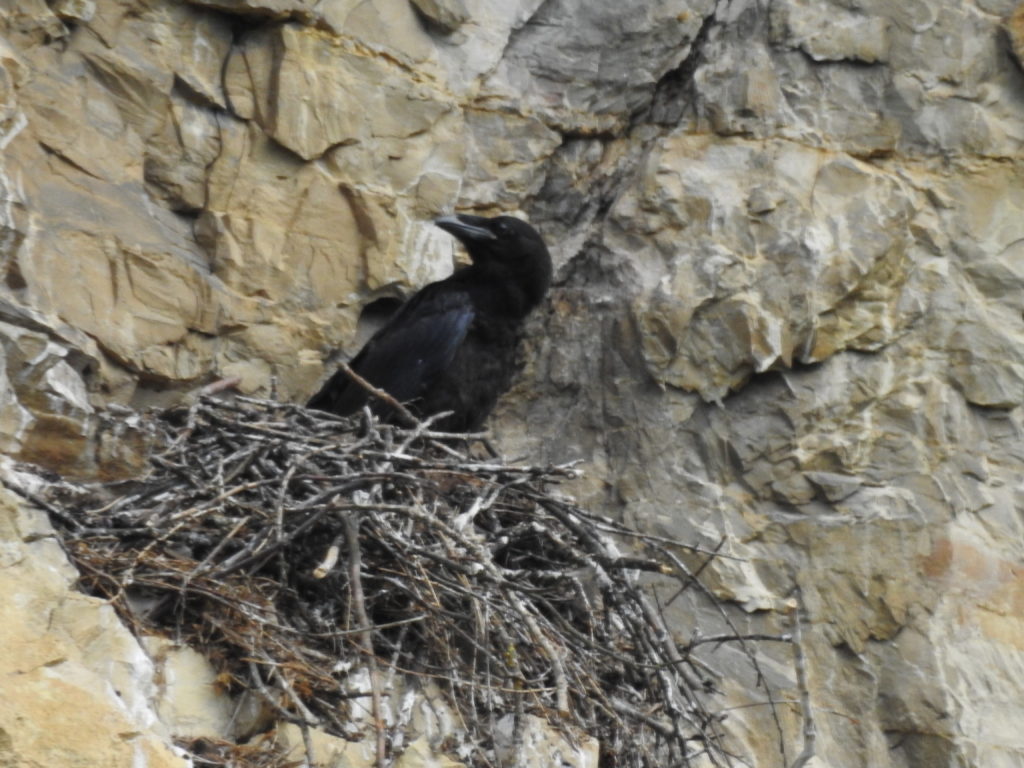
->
30;395;789;767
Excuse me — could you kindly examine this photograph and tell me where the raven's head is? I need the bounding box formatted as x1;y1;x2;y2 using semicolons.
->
435;213;552;310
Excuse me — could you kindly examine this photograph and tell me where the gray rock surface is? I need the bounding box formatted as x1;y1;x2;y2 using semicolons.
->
2;0;1024;765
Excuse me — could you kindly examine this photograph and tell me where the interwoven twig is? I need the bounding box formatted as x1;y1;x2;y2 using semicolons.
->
40;395;788;767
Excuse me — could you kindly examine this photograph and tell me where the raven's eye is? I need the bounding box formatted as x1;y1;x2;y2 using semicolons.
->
495;221;510;236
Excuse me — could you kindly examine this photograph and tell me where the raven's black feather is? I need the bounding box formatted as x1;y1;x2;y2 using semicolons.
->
308;214;552;431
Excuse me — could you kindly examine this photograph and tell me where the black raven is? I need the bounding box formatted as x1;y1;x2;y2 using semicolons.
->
308;214;552;431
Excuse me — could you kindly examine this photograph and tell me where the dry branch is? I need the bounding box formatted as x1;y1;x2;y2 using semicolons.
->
30;395;787;767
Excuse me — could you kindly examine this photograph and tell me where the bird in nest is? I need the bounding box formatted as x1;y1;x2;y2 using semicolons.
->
308;214;552;432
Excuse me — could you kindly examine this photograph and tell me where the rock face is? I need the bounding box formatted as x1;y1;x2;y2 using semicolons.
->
0;483;186;768
2;0;1024;766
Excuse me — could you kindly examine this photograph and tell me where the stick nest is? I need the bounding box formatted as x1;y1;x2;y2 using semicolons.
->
44;396;752;767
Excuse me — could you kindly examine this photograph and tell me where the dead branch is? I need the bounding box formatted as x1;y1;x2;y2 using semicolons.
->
789;587;815;768
30;395;787;768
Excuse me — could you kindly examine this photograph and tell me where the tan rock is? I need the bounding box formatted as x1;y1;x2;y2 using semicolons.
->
52;0;96;23
20;58;145;185
408;0;469;34
619;136;913;400
0;320;91;470
0;486;185;768
145;91;224;212
494;714;598;768
0;33;30;117
769;0;891;64
394;737;465;768
267;722;376;767
202;125;368;305
1007;3;1024;70
948;318;1024;408
226;24;453;162
2;0;68;44
459;108;561;207
321;0;440;71
183;0;317;24
0;0;1024;766
24;223;219;381
142;638;237;740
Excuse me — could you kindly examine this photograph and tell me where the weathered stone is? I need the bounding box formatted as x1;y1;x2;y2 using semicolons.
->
0;485;186;768
394;738;465;768
459;108;561;207
184;0;317;24
226;24;453;161
803;471;862;503
145;90;224;211
614;136;914;400
948;319;1024;409
1007;3;1024;71
408;0;469;34
268;722;376;767
494;715;598;768
20;58;146;185
479;0;716;132
1;0;1024;765
769;0;891;64
142;638;238;740
0;38;28;142
2;0;68;43
52;0;96;23
25;220;218;380
0;320;91;466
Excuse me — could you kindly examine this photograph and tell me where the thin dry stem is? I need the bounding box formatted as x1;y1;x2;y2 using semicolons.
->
30;395;788;768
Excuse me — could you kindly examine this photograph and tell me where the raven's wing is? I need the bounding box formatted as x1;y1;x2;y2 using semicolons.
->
308;286;474;416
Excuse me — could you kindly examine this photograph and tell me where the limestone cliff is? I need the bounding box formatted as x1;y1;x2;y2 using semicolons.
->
2;0;1024;766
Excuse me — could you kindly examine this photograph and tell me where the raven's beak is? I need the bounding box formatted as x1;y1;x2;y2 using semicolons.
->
435;214;497;242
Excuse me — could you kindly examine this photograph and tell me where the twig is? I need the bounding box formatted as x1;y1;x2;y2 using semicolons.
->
688;633;793;648
198;377;242;396
0;474;83;532
262;653;321;727
789;587;815;768
332;360;420;428
313;534;344;579
35;395;779;768
344;513;386;768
